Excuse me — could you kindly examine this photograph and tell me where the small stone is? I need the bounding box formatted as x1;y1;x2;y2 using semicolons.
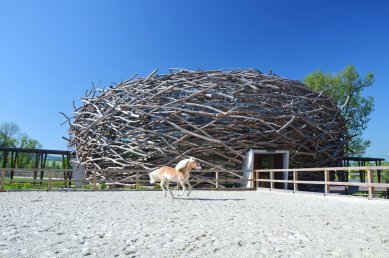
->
125;247;137;255
81;247;91;256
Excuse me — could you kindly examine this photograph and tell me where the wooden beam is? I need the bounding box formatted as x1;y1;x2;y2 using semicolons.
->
39;153;47;184
216;171;219;190
93;170;97;191
48;171;52;191
367;169;375;200
293;170;298;193
0;168;5;190
2;151;8;169
33;153;40;183
324;170;330;195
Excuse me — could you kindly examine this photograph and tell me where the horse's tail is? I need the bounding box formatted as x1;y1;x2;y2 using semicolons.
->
149;169;160;184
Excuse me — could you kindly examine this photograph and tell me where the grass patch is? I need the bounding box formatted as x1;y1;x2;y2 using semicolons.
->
3;177;76;190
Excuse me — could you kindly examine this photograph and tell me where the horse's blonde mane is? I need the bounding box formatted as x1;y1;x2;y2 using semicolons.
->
175;157;194;171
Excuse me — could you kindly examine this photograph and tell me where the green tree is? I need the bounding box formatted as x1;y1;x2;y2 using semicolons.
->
17;134;42;167
0;122;20;147
0;122;42;167
304;65;374;156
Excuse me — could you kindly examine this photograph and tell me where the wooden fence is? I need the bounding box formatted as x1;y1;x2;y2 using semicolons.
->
1;166;388;200
253;166;389;200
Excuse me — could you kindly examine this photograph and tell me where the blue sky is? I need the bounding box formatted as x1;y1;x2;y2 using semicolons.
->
1;0;388;160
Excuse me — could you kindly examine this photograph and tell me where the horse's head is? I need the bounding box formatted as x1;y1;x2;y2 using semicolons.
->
175;157;202;172
189;157;202;171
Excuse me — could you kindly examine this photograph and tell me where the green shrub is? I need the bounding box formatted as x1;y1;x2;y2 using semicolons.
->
23;182;32;189
83;184;93;189
13;182;22;189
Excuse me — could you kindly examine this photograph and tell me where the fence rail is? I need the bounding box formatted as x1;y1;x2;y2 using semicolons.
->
1;166;388;200
253;166;389;199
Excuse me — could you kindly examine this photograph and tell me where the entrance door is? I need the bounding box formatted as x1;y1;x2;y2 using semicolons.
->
254;153;285;189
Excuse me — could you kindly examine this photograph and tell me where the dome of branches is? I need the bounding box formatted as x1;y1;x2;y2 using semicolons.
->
67;69;345;170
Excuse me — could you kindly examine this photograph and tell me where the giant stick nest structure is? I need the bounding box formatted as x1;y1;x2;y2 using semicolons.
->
66;69;346;174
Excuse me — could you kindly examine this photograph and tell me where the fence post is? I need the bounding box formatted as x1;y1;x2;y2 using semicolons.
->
324;170;330;196
48;171;52;191
215;171;219;190
270;171;274;191
0;168;5;190
293;170;298;193
367;169;374;200
136;171;139;190
257;170;261;189
253;170;256;189
93;170;97;191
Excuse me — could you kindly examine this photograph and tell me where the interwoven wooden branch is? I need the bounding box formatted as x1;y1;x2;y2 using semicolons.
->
65;69;345;175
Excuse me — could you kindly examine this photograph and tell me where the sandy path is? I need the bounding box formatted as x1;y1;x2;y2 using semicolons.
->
0;190;388;258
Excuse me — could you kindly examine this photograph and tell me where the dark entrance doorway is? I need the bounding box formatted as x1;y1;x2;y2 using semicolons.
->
254;153;285;189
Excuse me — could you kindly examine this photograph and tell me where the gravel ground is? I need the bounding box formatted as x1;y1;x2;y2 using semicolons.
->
0;190;388;258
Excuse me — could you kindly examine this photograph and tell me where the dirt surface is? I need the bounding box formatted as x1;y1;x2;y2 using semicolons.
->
1;190;388;257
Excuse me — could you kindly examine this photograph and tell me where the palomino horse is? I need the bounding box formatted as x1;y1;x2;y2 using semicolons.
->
149;157;201;198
